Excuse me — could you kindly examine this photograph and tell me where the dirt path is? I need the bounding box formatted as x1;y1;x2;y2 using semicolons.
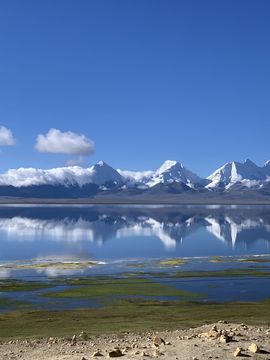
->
0;322;269;360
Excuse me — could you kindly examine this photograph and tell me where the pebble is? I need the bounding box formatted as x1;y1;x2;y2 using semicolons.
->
108;349;123;357
248;343;260;353
92;350;103;357
233;347;242;357
153;336;165;346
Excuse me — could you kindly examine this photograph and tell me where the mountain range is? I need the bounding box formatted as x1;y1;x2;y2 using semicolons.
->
0;159;270;201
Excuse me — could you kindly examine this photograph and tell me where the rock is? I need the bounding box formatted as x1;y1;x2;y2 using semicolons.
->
108;349;123;357
248;343;260;353
92;351;103;357
81;357;88;360
219;335;229;344
71;335;77;346
153;336;165;346
199;326;220;339
233;347;242;357
153;349;164;357
140;351;149;356
79;331;88;340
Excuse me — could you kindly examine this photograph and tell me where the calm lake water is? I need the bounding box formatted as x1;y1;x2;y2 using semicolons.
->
0;205;270;310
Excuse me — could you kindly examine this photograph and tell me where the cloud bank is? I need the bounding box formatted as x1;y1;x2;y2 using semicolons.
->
35;128;94;155
0;126;15;146
0;166;99;187
117;169;154;182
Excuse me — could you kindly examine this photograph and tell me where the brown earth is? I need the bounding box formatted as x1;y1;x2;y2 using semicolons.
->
0;322;269;360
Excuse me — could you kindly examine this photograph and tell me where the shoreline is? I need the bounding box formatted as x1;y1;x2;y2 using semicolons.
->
1;198;270;205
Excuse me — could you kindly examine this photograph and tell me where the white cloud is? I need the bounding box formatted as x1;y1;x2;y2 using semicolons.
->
117;169;154;182
0;166;93;187
35;128;94;155
0;162;122;187
0;126;15;146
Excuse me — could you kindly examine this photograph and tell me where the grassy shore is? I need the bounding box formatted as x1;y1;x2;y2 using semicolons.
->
0;299;270;339
1;270;270;339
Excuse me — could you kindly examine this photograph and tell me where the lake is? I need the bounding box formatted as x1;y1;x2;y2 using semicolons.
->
0;204;270;312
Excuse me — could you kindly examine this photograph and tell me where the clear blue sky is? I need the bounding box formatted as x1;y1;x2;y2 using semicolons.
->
0;0;270;177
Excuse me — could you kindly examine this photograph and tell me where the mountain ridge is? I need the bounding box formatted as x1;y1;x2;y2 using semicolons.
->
0;159;269;199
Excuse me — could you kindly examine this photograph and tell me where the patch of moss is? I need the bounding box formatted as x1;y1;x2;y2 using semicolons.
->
44;278;199;300
238;258;270;264
209;256;228;263
4;261;99;270
156;259;188;266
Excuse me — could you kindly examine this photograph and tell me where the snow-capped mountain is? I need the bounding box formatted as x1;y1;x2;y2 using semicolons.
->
119;160;207;189
207;159;270;190
0;161;124;188
146;160;207;188
0;158;270;199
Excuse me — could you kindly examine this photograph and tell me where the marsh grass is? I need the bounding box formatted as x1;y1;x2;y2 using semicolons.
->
0;300;270;339
43;278;200;299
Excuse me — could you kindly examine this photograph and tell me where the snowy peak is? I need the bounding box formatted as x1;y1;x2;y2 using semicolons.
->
207;159;270;189
155;160;179;174
0;159;270;195
90;161;124;186
146;160;205;188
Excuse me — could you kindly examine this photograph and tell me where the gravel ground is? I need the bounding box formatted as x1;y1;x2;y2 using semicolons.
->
0;322;269;360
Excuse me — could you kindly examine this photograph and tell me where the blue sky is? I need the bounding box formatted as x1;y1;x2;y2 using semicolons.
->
0;0;270;177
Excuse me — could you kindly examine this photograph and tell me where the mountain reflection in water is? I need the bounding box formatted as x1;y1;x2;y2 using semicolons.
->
0;205;270;263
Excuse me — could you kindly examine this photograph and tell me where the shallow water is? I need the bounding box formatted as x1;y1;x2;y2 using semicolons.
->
0;204;270;310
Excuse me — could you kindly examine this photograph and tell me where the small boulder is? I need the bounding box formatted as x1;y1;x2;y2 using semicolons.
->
71;335;77;346
108;349;123;357
153;336;165;346
199;326;220;339
248;343;260;353
79;331;88;340
233;347;242;357
92;351;103;357
140;351;149;357
219;334;229;344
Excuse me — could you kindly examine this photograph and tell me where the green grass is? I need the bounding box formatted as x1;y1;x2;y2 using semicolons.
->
209;256;230;263
156;258;188;266
0;296;32;309
0;281;53;292
0;299;270;339
238;258;270;263
44;278;199;299
11;261;98;270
